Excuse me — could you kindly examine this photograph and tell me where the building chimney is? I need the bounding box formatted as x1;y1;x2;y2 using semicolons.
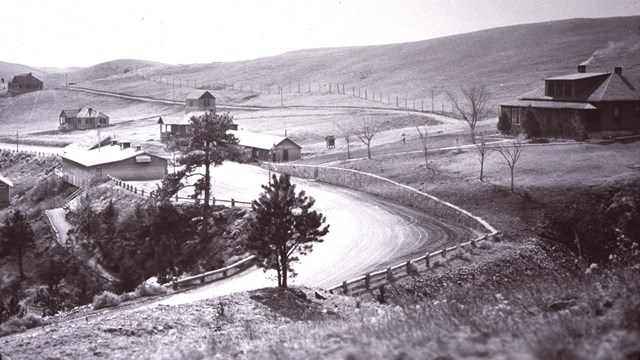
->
134;145;142;151
578;64;586;73
110;140;118;146
614;67;622;76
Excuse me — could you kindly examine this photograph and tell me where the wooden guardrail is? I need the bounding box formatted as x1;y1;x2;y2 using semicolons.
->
172;255;257;289
106;175;252;207
327;231;501;296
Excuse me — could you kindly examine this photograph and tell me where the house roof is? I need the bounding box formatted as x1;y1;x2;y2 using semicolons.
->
60;109;81;118
0;175;14;187
501;99;597;110
76;107;109;119
229;130;301;150
10;72;43;85
519;72;639;103
545;72;608;81
62;145;165;167
186;90;216;100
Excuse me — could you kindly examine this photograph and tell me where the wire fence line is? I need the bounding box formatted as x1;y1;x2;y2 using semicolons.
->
122;69;459;117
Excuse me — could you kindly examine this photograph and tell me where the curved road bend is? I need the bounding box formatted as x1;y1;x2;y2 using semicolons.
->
149;163;474;306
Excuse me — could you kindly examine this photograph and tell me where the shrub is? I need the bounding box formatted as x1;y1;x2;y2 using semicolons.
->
92;291;121;309
497;110;512;135
135;283;168;297
0;312;47;336
119;291;140;303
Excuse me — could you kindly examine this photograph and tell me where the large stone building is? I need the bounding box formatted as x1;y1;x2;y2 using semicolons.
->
59;107;110;131
500;65;640;137
60;141;168;187
8;73;43;95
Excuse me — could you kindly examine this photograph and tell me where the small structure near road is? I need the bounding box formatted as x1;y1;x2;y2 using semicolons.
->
60;141;168;187
185;90;216;113
59;107;110;131
326;135;335;149
230;130;301;162
8;72;43;95
0;175;14;207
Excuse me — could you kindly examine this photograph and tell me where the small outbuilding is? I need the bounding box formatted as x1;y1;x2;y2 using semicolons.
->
185;90;216;113
60;141;168;187
325;136;335;149
229;130;302;162
8;72;43;95
0;175;14;207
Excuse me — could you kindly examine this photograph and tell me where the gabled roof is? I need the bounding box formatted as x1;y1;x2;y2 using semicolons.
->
60;109;81;118
0;175;14;187
229;130;301;150
62;145;164;167
10;72;43;85
76;107;109;119
186;90;216;100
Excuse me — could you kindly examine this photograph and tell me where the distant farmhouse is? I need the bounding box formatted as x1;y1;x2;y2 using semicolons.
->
0;175;14;207
60;140;168;188
59;107;109;131
501;65;640;137
8;73;43;95
158;90;301;162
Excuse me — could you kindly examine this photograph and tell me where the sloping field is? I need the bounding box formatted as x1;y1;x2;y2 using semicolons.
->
76;16;640;107
0;88;182;136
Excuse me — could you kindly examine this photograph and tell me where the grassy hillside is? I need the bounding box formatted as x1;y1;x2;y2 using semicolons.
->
78;16;640;108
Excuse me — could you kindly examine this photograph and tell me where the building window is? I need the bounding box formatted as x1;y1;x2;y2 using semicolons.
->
204;99;209;107
614;106;621;122
189;101;194;106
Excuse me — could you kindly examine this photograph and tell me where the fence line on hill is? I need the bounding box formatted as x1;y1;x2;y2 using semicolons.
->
120;69;459;118
106;175;252;207
172;255;258;290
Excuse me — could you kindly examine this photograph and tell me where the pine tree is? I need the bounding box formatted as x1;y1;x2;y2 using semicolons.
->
522;106;542;139
497;110;512;135
247;174;329;288
0;210;35;279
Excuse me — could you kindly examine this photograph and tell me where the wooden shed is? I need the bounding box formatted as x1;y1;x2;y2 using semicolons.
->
60;142;168;187
0;175;14;207
229;130;302;162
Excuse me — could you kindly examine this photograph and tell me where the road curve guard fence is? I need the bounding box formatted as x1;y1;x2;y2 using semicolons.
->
326;231;500;296
106;175;252;207
172;255;257;290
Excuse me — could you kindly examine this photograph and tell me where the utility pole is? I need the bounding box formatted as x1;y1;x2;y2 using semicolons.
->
16;131;18;152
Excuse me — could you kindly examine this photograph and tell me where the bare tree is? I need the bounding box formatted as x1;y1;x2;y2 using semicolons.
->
447;85;492;144
353;117;385;159
334;122;354;160
496;139;524;193
412;116;435;174
475;134;493;181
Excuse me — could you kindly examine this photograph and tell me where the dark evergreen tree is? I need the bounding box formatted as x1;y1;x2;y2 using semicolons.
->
0;210;35;279
522;106;542;139
247;174;329;288
497;110;512;135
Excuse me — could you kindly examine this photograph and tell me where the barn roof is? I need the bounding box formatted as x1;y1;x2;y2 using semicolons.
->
186;90;216;100
60;109;81;118
62;145;165;167
161;111;208;126
229;130;301;150
0;175;14;187
10;72;43;85
544;72;608;81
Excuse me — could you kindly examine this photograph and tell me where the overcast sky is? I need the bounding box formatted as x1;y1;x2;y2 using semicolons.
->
2;0;639;68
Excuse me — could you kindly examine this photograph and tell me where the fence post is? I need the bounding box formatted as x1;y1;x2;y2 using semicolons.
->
365;273;370;290
231;198;235;207
365;89;367;99
471;239;477;248
223;269;228;277
406;260;412;273
141;189;145;196
386;267;393;281
342;281;348;295
175;193;179;201
442;248;447;258
425;253;431;268
200;276;205;284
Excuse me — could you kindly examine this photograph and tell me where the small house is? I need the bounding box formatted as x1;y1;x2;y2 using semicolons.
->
500;65;640;137
185;90;216;113
0;175;14;207
8;73;43;95
59;107;109;131
229;130;302;162
60;141;168;187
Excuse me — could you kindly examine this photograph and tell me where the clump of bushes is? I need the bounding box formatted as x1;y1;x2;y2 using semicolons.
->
0;312;47;336
135;282;168;297
92;291;121;310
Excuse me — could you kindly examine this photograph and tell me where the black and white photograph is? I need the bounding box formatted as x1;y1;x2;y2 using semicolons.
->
0;0;639;358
